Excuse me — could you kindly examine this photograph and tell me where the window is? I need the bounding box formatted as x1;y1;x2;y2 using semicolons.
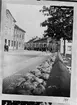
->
68;40;72;43
11;40;13;46
44;43;46;47
67;46;72;51
14;41;16;47
8;40;10;46
22;35;23;39
19;42;21;47
5;39;7;44
17;34;18;38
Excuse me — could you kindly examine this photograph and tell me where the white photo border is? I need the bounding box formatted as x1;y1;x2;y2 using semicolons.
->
1;0;77;105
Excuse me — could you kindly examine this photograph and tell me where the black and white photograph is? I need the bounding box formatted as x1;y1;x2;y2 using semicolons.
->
2;1;74;98
2;100;70;105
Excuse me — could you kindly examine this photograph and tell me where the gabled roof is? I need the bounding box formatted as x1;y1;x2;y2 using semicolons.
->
26;37;37;43
33;37;48;43
14;24;26;33
26;36;52;44
6;9;16;22
26;37;48;44
33;37;41;42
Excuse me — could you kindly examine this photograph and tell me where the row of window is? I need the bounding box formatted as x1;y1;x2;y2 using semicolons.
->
5;39;23;47
14;33;24;40
27;43;52;47
5;39;15;47
26;43;48;48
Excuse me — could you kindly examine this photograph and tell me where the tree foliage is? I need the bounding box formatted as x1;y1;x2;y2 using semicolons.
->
40;6;73;40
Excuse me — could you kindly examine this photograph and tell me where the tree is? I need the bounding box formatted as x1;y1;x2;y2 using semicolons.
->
40;6;73;55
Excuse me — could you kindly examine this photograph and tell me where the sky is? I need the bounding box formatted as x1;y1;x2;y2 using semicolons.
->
7;4;47;42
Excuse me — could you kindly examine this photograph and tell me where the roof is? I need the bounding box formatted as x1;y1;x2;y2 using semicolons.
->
33;37;41;42
26;37;47;44
14;24;26;33
26;36;52;44
33;37;48;43
26;37;37;43
6;9;16;22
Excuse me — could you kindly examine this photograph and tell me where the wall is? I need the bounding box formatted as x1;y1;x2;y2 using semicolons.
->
14;27;25;50
66;40;72;55
4;10;15;50
60;38;72;55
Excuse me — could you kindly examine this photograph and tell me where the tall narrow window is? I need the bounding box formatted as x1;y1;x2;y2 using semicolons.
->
5;39;7;44
14;41;16;47
8;40;10;46
11;40;13;46
19;42;20;47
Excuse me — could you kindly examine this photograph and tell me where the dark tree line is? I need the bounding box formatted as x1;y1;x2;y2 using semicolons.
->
40;6;73;54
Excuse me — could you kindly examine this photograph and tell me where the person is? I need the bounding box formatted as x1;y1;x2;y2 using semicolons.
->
4;43;8;51
4;43;7;51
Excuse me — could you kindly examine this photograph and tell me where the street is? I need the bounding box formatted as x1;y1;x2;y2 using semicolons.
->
3;50;51;78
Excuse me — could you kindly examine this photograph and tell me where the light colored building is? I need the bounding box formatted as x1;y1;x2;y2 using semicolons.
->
4;9;26;50
60;38;72;55
13;24;26;50
4;9;16;50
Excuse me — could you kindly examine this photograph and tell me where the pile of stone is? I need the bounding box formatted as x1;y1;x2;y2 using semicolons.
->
4;53;57;95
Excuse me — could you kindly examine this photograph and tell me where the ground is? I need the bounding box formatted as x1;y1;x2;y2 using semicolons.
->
2;50;71;96
3;50;51;78
3;50;51;90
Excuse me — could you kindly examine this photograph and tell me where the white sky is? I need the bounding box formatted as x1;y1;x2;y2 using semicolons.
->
7;4;47;42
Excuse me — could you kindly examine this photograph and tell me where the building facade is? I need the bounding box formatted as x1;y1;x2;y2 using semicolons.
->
60;38;72;55
24;37;59;52
4;9;16;50
4;9;25;50
25;37;48;51
13;25;25;50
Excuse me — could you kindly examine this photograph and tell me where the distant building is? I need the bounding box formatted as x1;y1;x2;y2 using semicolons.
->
25;37;48;51
24;36;59;52
4;9;16;50
24;37;38;50
13;24;26;50
33;37;48;51
4;9;26;50
60;38;72;56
